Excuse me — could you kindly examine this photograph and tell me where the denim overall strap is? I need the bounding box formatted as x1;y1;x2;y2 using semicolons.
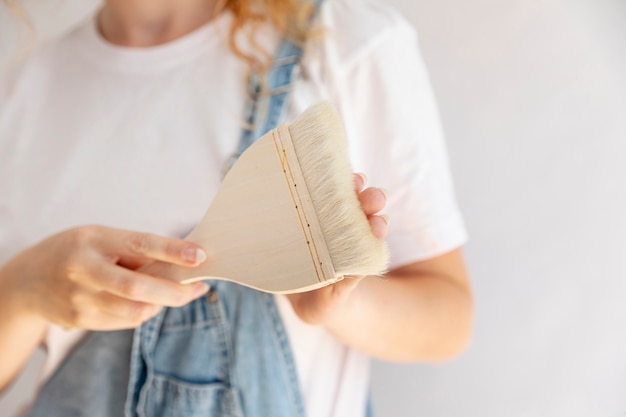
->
224;0;324;174
238;43;305;150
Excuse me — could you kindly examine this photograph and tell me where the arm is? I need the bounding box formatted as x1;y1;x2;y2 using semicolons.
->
0;226;210;392
0;283;48;394
325;249;472;362
288;249;472;363
287;178;473;362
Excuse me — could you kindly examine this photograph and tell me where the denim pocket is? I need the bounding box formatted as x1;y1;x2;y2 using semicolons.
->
152;292;231;384
143;375;243;417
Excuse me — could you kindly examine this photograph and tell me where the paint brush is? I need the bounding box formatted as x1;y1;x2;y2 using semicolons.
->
163;102;389;293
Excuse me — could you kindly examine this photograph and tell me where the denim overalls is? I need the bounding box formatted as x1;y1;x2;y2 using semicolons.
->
25;2;359;416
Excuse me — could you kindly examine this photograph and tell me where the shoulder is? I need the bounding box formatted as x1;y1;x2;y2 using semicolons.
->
0;21;92;103
317;0;418;69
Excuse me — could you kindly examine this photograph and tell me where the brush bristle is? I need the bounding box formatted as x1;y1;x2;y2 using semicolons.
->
287;102;389;277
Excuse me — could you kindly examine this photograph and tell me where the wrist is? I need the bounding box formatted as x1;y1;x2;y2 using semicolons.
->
322;275;390;345
322;277;366;331
322;288;361;335
0;255;49;330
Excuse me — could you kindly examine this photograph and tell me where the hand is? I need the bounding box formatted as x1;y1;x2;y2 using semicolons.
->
0;225;210;330
286;173;388;325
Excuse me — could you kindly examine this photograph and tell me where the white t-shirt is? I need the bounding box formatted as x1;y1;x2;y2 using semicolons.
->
0;0;467;416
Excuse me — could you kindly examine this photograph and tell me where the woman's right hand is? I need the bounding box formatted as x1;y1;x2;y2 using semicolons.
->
0;225;210;331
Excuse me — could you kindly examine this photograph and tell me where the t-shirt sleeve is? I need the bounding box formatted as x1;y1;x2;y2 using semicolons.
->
331;19;468;268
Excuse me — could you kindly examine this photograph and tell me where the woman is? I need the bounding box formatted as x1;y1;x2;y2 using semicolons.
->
0;0;473;415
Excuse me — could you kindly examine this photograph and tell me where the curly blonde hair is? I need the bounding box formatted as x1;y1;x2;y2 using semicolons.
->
214;0;316;67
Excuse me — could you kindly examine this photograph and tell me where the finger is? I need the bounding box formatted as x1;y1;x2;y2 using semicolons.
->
87;316;154;331
85;262;209;307
54;289;159;330
116;257;149;270
358;187;387;216
286;275;366;325
98;229;208;267
332;274;366;294
60;310;158;331
368;215;389;239
92;291;162;324
353;172;367;192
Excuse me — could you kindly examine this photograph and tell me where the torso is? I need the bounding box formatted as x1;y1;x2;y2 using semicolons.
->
1;1;468;416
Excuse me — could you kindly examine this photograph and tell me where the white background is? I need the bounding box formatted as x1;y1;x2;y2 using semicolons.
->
2;0;626;416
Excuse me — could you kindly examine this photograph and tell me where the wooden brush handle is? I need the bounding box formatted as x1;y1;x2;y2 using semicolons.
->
160;125;339;294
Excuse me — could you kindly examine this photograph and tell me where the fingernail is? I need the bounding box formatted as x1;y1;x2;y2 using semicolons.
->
380;214;390;225
357;172;368;185
195;248;207;264
195;282;210;296
183;247;207;264
379;187;389;200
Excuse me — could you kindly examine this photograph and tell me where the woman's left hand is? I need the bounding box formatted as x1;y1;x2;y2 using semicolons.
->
286;173;388;326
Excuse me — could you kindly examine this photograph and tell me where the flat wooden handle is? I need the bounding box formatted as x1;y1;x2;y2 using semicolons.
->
161;125;339;294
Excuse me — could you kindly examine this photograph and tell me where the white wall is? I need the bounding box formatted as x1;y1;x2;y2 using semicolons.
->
372;0;626;415
2;0;626;416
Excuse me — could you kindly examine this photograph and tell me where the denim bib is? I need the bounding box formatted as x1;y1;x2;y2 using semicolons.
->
27;2;327;416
